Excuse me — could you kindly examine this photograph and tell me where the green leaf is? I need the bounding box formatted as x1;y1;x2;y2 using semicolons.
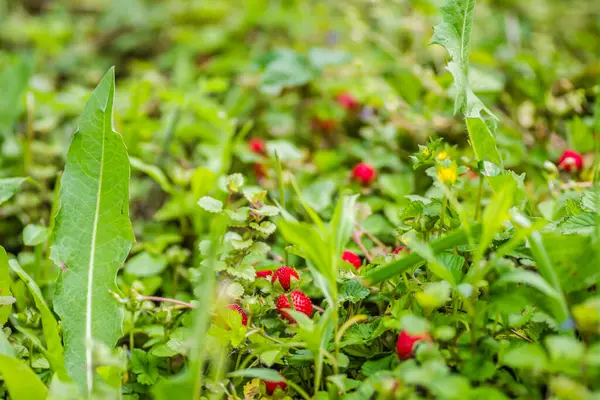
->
466;118;503;169
0;330;48;400
130;156;175;194
124;251;168;277
0;56;32;134
502;342;548;370
9;259;67;380
0;247;12;325
495;270;561;301
430;0;491;118
556;212;597;235
260;49;314;95
50;68;135;393
0;177;27;206
339;280;370;304
228;368;285;382
22;224;48;246
406;236;456;285
197;196;224;213
366;224;482;284
130;349;160;385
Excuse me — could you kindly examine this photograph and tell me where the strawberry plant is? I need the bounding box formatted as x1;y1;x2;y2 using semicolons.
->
0;0;599;399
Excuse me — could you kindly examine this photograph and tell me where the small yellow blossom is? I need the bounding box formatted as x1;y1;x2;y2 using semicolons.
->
436;151;448;161
422;148;430;156
437;165;457;185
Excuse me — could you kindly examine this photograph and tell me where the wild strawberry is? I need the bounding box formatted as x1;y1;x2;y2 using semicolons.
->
558;149;583;172
253;163;266;179
227;304;248;327
276;290;313;323
272;267;299;291
256;269;273;279
352;162;376;185
337;92;359;111
249;138;266;155
396;330;429;359
312;117;336;132
393;246;409;255
342;250;361;269
264;380;287;394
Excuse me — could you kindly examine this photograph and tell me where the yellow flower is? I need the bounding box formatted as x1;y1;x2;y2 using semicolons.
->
422;148;430;156
437;165;457;185
436;151;448;161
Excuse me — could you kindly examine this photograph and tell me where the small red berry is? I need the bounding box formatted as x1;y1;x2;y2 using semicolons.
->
264;380;287;394
253;163;266;179
312;117;336;132
393;246;409;255
276;290;313;323
558;149;583;172
256;270;273;279
342;250;361;269
272;267;299;291
337;92;359;111
249;138;266;155
227;304;248;326
352;162;376;185
396;330;429;359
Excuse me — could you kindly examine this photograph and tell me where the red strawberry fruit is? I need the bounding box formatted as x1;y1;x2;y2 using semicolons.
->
264;380;287;394
396;330;429;359
352;162;376;185
249;138;266;155
558;149;583;172
337;92;359;111
272;267;299;291
393;246;408;255
227;304;248;326
342;250;361;269
253;163;266;179
276;290;313;323
312;117;336;132
256;269;273;279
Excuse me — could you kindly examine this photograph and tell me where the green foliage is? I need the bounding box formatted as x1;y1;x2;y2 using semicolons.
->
0;1;599;399
50;68;134;393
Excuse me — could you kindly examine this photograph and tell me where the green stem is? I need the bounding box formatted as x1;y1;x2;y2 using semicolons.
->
475;175;483;220
287;380;311;400
440;195;448;234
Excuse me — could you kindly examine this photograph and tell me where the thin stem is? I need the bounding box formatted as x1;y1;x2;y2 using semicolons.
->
352;231;373;262
475;175;483;220
440;195;448;234
286;380;311;400
355;224;387;250
129;311;135;349
138;295;195;309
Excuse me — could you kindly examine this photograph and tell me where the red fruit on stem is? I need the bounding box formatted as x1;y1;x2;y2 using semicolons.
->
264;380;287;394
249;138;266;155
393;246;410;255
276;290;313;323
352;162;376;185
272;266;299;291
227;304;248;326
342;250;361;269
558;149;583;172
312;117;336;132
256;270;273;279
253;163;266;179
396;330;429;359
337;92;359;111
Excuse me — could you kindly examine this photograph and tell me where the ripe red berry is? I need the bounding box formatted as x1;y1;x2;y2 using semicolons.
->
264;380;287;394
337;92;359;111
256;270;273;279
558;149;583;172
342;250;361;269
352;162;376;185
253;163;266;179
227;304;248;326
396;330;429;359
272;267;299;291
249;138;266;155
276;290;313;323
312;117;336;132
393;246;409;255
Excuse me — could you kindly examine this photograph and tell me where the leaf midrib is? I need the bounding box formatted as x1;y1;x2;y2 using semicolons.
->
85;95;111;395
